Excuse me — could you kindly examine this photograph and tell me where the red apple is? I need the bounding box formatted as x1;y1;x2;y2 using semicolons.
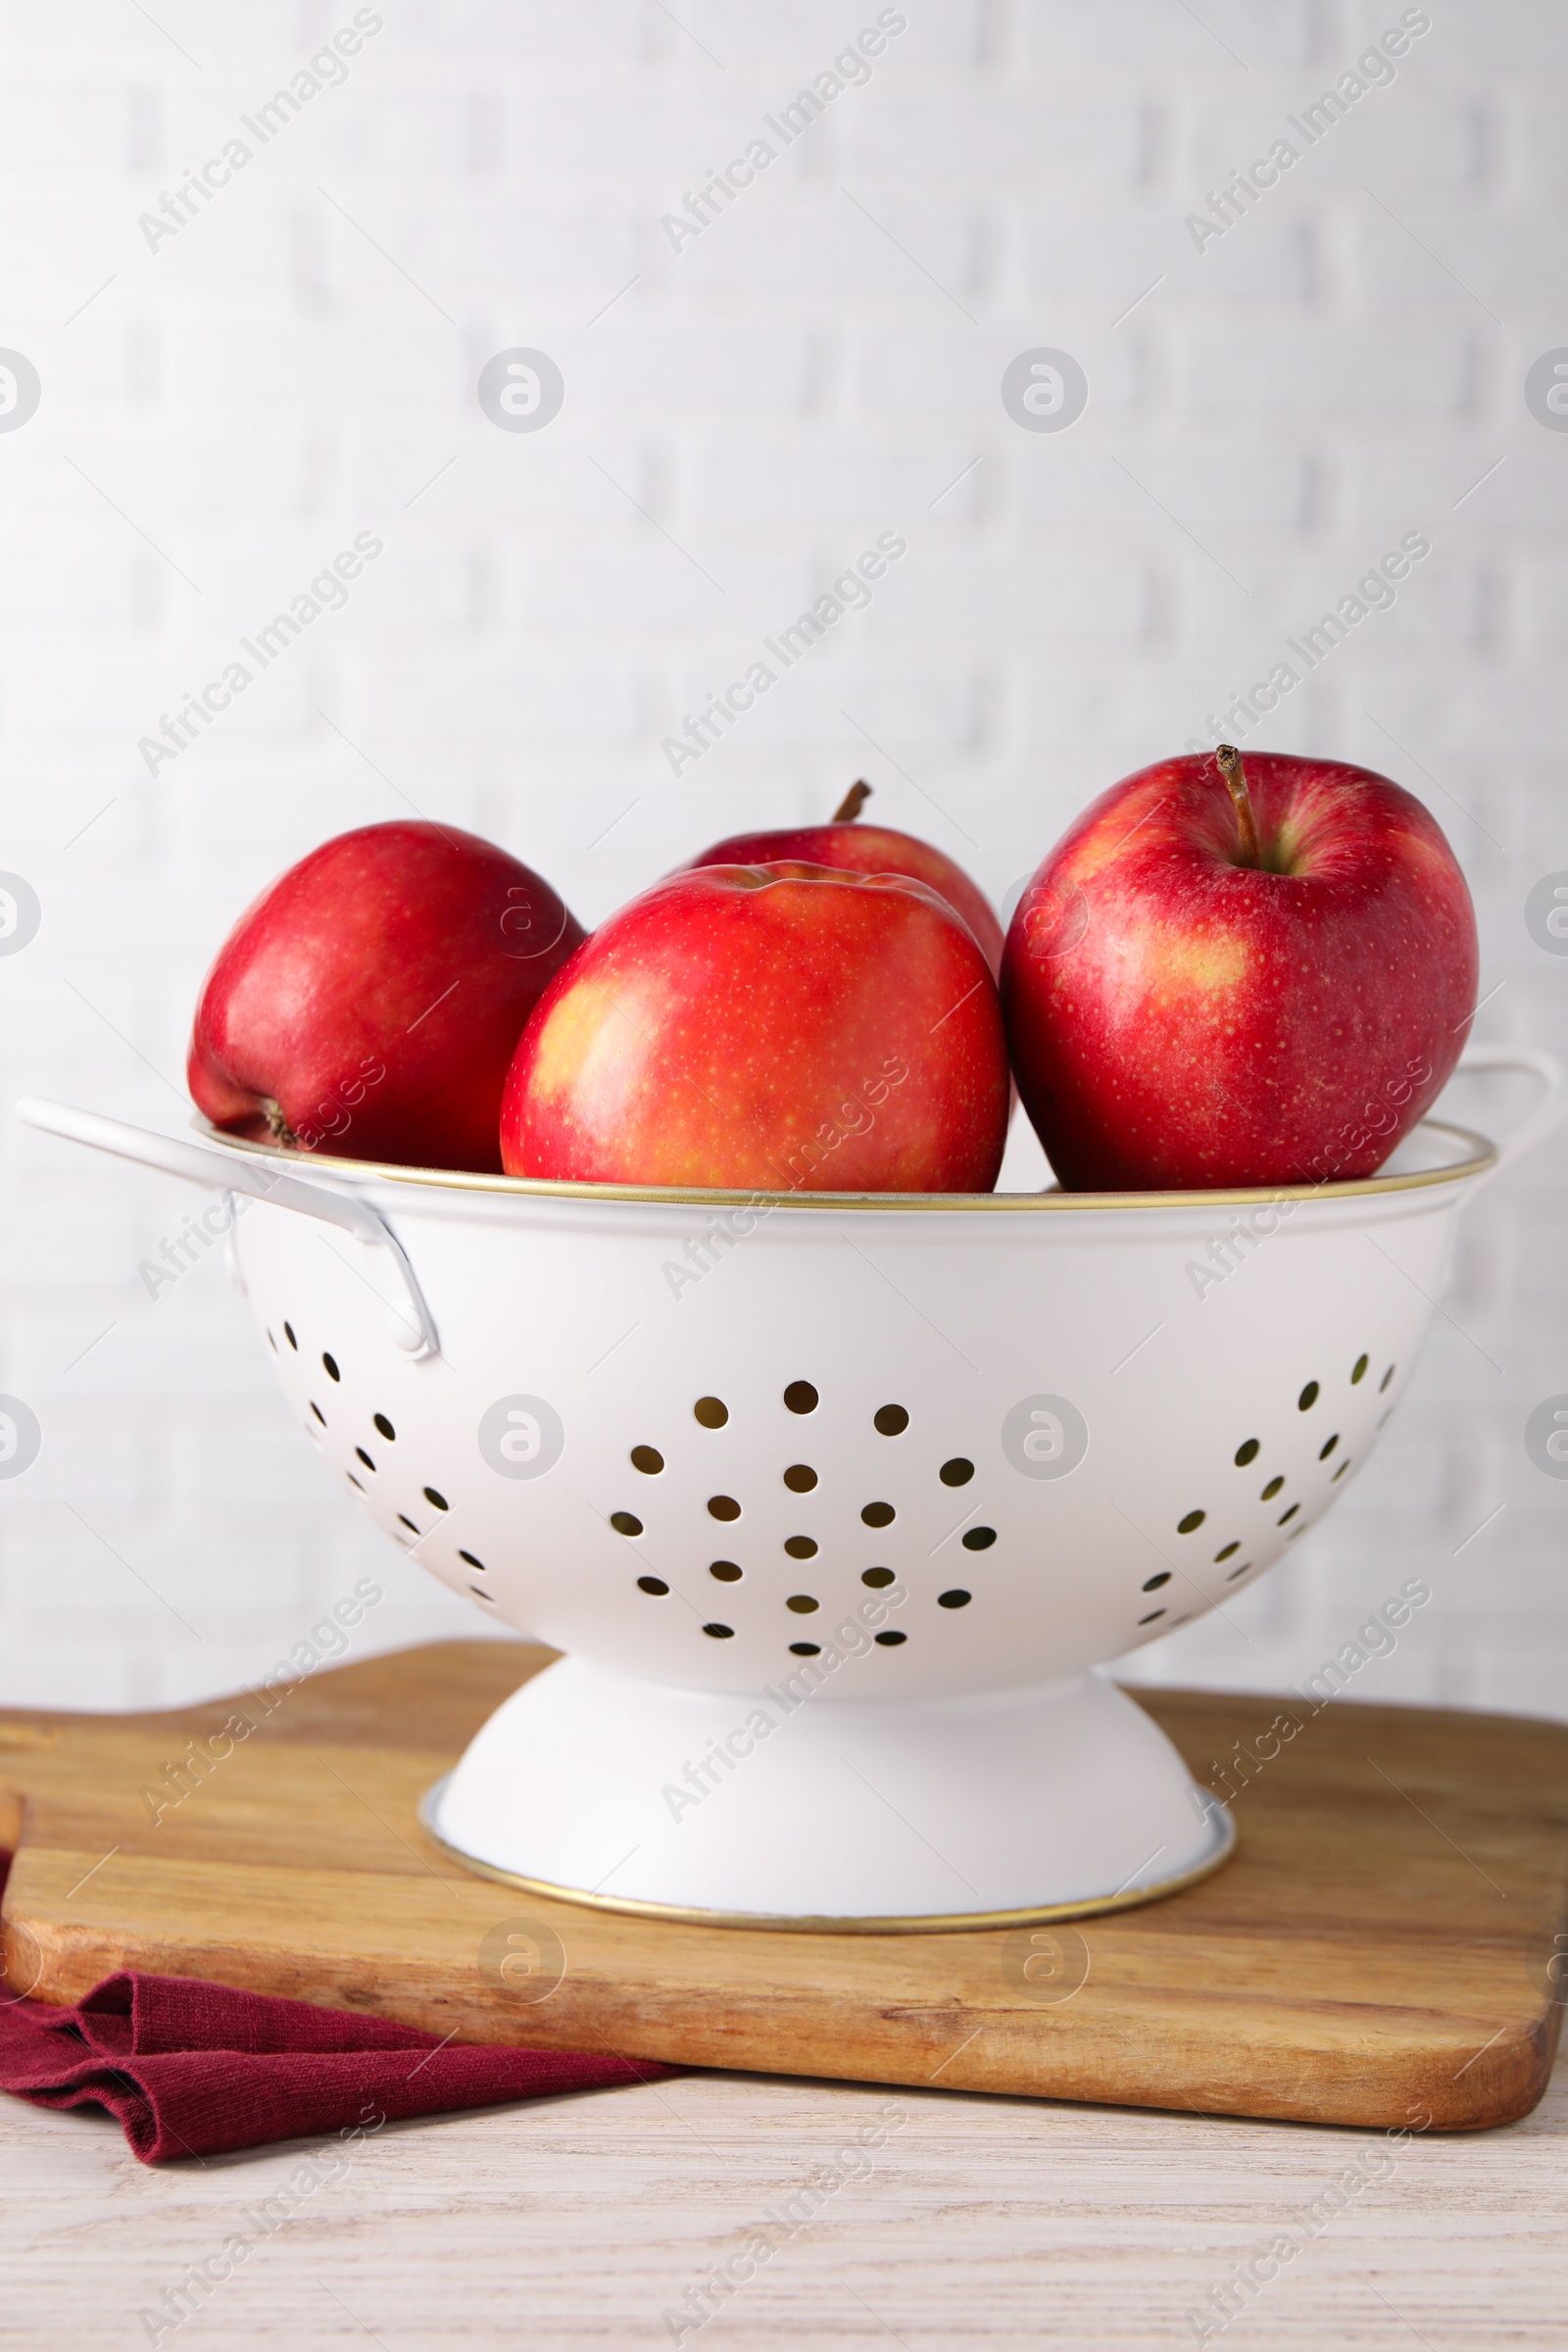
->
502;861;1008;1191
1002;747;1479;1191
686;782;1004;975
190;820;584;1173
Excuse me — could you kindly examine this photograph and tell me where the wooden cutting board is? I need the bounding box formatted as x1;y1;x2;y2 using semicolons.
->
3;1641;1565;2132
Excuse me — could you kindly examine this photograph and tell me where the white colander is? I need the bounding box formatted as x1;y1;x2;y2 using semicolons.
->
22;1045;1562;1930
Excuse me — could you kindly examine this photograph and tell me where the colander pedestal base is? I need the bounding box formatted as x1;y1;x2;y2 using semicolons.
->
422;1656;1235;1930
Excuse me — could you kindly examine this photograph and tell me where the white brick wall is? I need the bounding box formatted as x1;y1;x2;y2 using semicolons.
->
0;0;1563;1722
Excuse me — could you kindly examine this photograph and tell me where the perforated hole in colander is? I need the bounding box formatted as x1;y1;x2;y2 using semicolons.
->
862;1568;895;1589
310;1401;326;1426
611;1510;643;1536
322;1352;340;1383
1298;1380;1319;1410
1226;1559;1254;1580
784;1381;818;1414
938;1590;970;1608
784;1535;817;1559
1143;1571;1171;1590
1214;1542;1239;1562
397;1513;416;1533
694;1396;728;1428
786;1594;818;1613
1380;1363;1396;1392
1320;1434;1340;1459
284;1323;297;1349
940;1458;974;1487
710;1560;742;1582
783;1463;817;1493
1352;1353;1370;1384
423;1487;449;1512
1177;1509;1205;1533
356;1446;374;1471
459;1549;485;1571
374;1413;395;1441
874;1404;908;1435
708;1495;741;1522
1139;1608;1165;1625
704;1622;734;1640
875;1631;906;1647
1260;1475;1285;1500
861;1501;895;1528
638;1575;668;1595
961;1526;996;1550
1235;1438;1259;1466
631;1446;663;1474
789;1641;821;1655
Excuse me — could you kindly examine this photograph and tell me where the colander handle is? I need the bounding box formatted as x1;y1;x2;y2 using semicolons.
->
16;1098;439;1359
1450;1044;1568;1182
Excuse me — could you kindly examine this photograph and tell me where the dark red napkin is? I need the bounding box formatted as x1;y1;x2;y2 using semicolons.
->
0;1923;676;2162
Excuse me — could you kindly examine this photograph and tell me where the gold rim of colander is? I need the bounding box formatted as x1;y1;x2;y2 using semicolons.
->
417;1776;1238;1933
198;1116;1495;1212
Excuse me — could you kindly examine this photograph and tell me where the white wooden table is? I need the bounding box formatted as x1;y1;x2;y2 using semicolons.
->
5;2045;1565;2348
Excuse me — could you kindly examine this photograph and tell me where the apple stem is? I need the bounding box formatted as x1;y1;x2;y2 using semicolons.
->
1215;744;1261;868
832;779;872;823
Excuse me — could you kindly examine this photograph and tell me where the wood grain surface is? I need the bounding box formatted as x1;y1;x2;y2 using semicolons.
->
3;1641;1565;2132
7;2056;1568;2352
